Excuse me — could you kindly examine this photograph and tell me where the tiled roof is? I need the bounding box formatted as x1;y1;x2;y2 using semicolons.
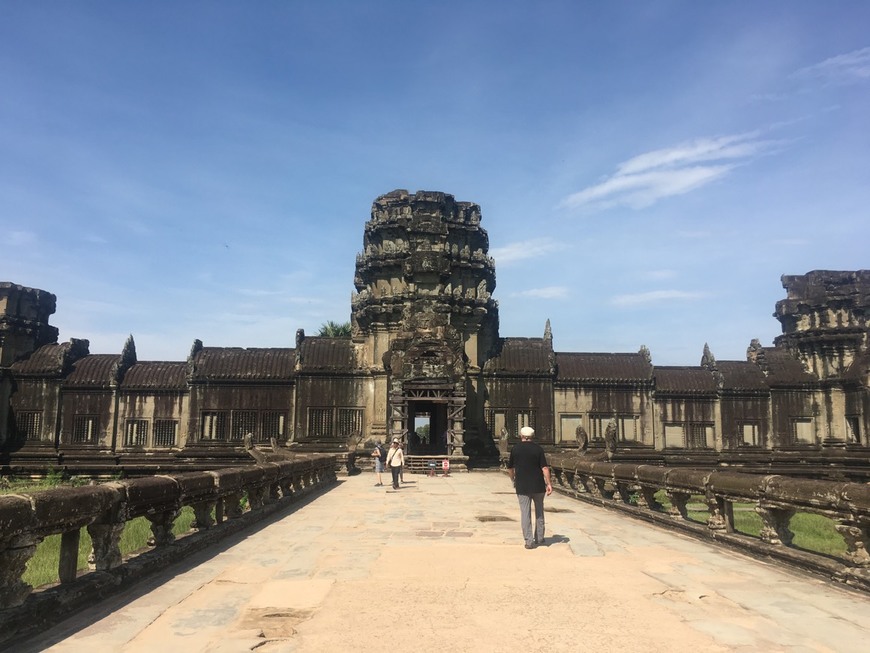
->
484;338;552;374
122;362;188;390
715;360;768;391
555;352;652;383
10;343;66;375
758;347;817;386
191;348;296;381
299;338;355;372
654;366;718;395
64;355;121;388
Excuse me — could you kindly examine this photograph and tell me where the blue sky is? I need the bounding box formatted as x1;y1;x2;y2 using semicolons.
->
2;2;868;365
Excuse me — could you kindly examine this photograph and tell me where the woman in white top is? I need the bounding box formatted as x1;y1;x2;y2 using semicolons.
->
386;438;404;489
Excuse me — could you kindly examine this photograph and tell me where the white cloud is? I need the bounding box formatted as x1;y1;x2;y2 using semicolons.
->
560;132;782;211
791;46;870;85
513;286;569;299
611;289;707;307
490;237;565;265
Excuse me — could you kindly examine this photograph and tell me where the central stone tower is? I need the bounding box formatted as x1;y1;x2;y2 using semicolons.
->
351;190;499;454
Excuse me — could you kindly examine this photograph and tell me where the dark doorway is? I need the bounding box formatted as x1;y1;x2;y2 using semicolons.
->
408;401;448;455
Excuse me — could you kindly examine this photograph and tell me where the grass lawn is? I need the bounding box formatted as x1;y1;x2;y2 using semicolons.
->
23;507;197;588
653;491;848;560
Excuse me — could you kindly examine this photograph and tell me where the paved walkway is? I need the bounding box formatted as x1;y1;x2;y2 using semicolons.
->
19;472;870;653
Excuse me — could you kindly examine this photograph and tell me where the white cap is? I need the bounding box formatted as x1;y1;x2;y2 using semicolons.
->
520;426;535;438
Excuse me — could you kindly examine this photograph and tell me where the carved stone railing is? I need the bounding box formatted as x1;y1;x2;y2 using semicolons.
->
549;453;870;592
0;455;336;645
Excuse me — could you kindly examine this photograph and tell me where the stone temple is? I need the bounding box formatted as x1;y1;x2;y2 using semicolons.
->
1;190;868;475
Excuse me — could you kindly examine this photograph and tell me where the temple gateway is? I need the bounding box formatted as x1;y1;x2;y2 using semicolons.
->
1;190;869;475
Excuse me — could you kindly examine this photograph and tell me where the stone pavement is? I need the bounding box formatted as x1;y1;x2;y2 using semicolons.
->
16;472;870;653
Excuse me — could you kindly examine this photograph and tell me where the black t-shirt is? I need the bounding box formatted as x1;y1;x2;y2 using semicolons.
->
507;441;548;495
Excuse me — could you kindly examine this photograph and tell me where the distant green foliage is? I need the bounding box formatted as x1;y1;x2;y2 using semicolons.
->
317;320;352;337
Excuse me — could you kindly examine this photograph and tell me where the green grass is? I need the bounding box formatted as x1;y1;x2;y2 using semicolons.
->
650;490;848;560
23;506;197;589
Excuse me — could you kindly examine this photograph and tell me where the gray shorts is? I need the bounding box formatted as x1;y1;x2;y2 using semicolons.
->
375;459;385;473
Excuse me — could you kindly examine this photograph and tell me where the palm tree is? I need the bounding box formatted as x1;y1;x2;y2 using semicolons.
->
317;320;352;337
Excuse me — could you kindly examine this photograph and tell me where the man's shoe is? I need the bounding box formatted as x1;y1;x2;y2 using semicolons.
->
524;542;536;549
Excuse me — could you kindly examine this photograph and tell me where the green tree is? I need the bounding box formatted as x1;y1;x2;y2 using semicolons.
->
317;320;352;337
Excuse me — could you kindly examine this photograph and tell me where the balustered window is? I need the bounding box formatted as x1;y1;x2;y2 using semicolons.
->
738;421;760;447
484;409;507;438
125;419;149;447
792;417;815;444
72;415;99;444
558;414;582;443
16;411;42;441
308;408;334;437
618;415;640;442
153;420;178;447
261;411;287;442
688;423;713;449
516;411;535;434
663;423;685;448
338;408;363;436
231;410;258;441
201;411;228;441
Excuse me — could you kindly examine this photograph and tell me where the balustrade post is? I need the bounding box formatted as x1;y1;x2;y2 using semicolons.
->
191;500;216;530
705;495;729;532
636;487;661;511
615;482;632;504
835;521;870;567
247;486;266;510
223;492;244;519
666;491;690;519
146;509;180;546
58;529;81;583
0;536;38;609
756;505;795;546
86;521;125;571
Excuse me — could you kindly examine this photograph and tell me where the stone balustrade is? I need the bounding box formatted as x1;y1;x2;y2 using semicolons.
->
0;454;336;635
549;453;870;591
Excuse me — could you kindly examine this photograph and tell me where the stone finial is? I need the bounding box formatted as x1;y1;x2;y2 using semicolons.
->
638;344;651;365
747;338;769;375
113;334;137;384
543;319;552;343
701;343;716;370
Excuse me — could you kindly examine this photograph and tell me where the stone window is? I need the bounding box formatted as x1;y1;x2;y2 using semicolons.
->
791;417;815;444
688;423;713;448
558;414;582;443
618;415;640;442
16;411;42;441
231;410;258;442
308;408;333;438
261;411;287;443
72;415;99;444
738;421;761;447
589;414;639;442
484;409;507;438
201;411;228;441
516;411;535;435
153;420;178;448
845;416;861;444
125;419;148;447
338;408;363;436
663;423;685;448
589;415;608;440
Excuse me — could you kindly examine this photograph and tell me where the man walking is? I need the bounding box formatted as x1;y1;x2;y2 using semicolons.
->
507;426;553;549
